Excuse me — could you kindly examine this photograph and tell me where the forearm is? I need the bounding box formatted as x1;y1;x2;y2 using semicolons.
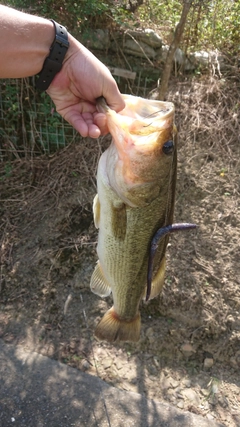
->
0;6;125;137
0;5;55;78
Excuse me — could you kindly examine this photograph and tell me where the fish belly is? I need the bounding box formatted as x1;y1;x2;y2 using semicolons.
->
90;150;170;342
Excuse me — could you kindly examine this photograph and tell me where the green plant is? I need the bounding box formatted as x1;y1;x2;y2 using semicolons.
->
0;162;13;181
138;0;240;56
0;78;76;159
4;0;125;34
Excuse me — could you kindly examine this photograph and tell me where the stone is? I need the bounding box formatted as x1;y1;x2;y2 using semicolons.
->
200;388;209;397
218;395;228;408
127;28;163;48
153;356;160;367
147;364;158;376
102;357;112;370
159;372;171;390
180;343;196;358
146;327;154;337
81;360;91;371
190;50;209;67
169;377;180;388
124;39;156;59
160;45;194;70
182;378;192;388
114;357;126;371
206;413;215;421
161;45;169;61
204;357;214;369
232;412;240;425
177;401;185;409
182;388;201;406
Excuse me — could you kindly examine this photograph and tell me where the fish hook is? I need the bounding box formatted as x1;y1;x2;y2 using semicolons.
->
146;223;197;302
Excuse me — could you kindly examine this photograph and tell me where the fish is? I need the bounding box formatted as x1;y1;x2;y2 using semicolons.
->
90;94;195;343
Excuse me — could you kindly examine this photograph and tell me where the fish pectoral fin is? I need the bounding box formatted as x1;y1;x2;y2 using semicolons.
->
95;307;141;342
146;256;166;300
90;261;112;298
93;194;100;229
112;201;127;240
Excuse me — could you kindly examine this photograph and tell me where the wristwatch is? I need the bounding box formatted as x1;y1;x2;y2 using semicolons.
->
35;20;69;91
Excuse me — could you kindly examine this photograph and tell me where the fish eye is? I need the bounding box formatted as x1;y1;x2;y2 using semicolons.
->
162;140;174;155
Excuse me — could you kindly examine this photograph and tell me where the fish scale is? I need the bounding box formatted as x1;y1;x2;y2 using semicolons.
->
90;95;179;342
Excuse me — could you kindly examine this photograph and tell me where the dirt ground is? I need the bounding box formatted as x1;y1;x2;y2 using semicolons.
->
0;75;240;427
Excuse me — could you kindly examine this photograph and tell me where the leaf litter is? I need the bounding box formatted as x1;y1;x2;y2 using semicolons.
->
0;74;240;426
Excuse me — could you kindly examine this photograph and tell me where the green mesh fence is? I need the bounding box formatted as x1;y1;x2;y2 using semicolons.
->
0;74;151;161
0;78;78;161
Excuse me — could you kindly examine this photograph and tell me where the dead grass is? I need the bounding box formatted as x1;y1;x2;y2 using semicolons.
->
0;73;240;427
1;73;239;289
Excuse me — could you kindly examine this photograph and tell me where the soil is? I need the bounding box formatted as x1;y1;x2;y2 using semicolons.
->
0;75;240;427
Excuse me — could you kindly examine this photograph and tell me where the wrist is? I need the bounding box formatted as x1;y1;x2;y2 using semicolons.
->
35;20;69;91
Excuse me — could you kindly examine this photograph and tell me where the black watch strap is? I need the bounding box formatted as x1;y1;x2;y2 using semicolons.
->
35;20;69;91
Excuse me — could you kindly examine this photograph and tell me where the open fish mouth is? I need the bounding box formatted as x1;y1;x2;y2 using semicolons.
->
97;95;175;143
96;96;177;208
90;95;196;343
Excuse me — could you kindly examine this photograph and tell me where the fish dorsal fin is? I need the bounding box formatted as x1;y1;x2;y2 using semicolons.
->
146;256;166;300
93;194;100;229
90;261;112;297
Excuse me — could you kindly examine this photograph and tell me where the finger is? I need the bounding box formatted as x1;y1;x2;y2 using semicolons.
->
63;110;93;137
103;81;125;112
94;113;109;135
72;115;100;138
82;113;101;138
88;124;101;139
67;114;89;137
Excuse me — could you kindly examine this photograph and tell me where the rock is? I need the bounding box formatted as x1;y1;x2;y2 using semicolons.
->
235;351;240;367
102;357;112;370
200;388;209;397
196;373;210;388
147;365;158;376
180;343;196;358
199;401;210;410
218;395;228;408
142;29;163;47
208;393;218;406
161;44;169;62
160;45;194;70
81;360;91;371
174;47;186;65
182;388;201;406
204;357;214;369
123;39;156;59
232;412;240;425
177;400;185;409
114;361;122;371
190;50;209;67
127;28;163;48
159;373;180;390
146;327;155;337
206;413;215;421
159;372;172;390
167;388;177;403
182;378;192;388
168;377;180;388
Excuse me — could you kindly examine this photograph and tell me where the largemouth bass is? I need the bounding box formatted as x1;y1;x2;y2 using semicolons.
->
90;95;194;343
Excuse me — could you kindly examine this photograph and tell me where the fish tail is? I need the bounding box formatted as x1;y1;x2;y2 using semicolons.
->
95;307;141;342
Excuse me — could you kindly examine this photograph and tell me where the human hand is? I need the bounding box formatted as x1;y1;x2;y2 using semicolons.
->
47;34;125;138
